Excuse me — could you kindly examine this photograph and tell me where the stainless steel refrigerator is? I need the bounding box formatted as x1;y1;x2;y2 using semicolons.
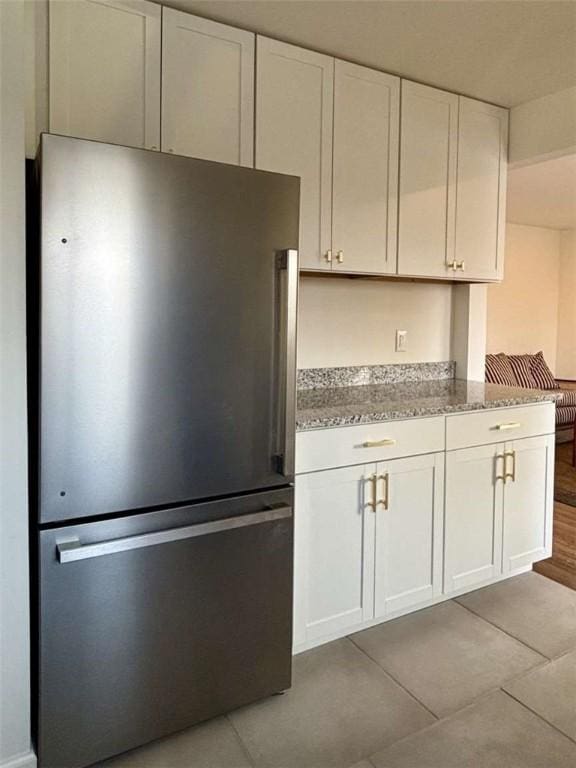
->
30;134;299;768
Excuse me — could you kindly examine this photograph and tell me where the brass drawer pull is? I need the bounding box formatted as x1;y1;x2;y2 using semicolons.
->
324;250;333;263
494;422;521;431
336;250;344;264
361;439;396;448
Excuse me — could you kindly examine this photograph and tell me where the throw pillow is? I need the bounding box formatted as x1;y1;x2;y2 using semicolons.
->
485;353;517;386
509;354;538;389
529;351;557;390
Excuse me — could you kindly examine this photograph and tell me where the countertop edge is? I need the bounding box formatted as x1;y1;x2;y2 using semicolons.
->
295;394;559;432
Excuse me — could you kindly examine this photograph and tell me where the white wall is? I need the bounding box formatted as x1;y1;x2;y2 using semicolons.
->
0;2;34;767
556;229;576;379
487;223;561;371
297;277;453;368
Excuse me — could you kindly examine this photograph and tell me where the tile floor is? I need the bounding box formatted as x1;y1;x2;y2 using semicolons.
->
100;572;576;768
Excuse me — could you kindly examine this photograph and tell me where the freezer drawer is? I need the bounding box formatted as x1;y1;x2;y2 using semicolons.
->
37;488;293;768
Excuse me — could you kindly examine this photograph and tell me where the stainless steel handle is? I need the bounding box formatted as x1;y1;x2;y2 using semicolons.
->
57;506;292;563
494;422;521;431
361;438;396;448
278;249;298;476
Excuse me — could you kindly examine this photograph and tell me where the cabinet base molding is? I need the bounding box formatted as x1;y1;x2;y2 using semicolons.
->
293;563;534;655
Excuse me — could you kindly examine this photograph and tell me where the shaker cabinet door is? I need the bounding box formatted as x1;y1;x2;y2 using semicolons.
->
332;61;400;275
374;453;444;617
398;80;458;279
444;443;504;594
502;435;554;574
256;37;334;271
162;9;254;165
454;97;508;281
294;465;376;646
49;0;161;149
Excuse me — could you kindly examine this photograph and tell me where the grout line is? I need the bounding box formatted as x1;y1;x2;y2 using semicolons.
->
454;599;553;660
225;714;258;768
500;688;576;746
345;636;440;721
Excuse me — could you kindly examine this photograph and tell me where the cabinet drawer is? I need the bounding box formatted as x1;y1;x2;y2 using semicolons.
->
446;404;555;451
296;417;445;474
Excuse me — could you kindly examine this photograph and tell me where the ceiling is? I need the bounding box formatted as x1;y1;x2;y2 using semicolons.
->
169;0;576;107
506;154;576;230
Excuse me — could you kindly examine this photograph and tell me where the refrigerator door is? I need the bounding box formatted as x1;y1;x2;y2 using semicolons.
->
37;487;293;768
38;135;299;523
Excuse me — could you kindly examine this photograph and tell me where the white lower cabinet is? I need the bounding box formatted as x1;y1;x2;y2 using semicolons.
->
374;453;444;618
444;443;504;594
501;435;554;574
444;433;554;595
294;405;555;653
294;451;444;647
294;464;376;646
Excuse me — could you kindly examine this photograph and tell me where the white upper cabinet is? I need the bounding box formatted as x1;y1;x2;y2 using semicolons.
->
256;37;334;271
162;10;254;165
332;61;400;275
49;0;161;149
455;98;508;281
398;81;458;279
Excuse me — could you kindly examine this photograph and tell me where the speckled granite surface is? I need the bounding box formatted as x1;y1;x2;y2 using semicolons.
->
297;361;455;390
296;379;560;431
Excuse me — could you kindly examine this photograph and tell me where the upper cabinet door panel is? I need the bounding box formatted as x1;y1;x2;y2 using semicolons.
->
332;61;400;275
256;37;333;271
398;81;458;279
49;0;161;149
162;9;254;166
455;98;508;281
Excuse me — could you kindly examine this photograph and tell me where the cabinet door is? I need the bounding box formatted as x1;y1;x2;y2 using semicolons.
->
444;444;504;594
454;98;508;281
49;0;160;149
294;465;375;646
398;81;458;278
374;453;444;618
502;435;554;574
162;9;254;165
256;37;333;271
332;61;400;275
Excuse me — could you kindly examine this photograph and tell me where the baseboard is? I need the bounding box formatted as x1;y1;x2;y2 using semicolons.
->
0;751;37;768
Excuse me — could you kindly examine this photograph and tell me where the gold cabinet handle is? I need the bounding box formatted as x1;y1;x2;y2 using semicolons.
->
365;474;377;512
504;450;516;483
378;473;389;510
495;453;506;483
336;250;344;264
447;260;458;270
324;250;333;263
361;439;396;448
456;261;465;271
494;422;522;431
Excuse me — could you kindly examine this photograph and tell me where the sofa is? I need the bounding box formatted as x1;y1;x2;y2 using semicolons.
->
485;352;576;433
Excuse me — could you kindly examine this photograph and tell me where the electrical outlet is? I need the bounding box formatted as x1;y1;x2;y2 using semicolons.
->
396;330;408;352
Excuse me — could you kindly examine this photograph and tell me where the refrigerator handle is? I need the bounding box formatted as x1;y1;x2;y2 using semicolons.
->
56;506;292;563
278;249;298;477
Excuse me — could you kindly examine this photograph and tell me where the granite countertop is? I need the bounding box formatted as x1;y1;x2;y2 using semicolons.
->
296;378;560;431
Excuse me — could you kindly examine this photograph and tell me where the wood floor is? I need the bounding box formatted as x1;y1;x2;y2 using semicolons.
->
534;501;576;589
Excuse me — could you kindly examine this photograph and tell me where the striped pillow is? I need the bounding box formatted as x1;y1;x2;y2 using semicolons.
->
530;351;557;390
485;354;517;386
509;354;538;389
